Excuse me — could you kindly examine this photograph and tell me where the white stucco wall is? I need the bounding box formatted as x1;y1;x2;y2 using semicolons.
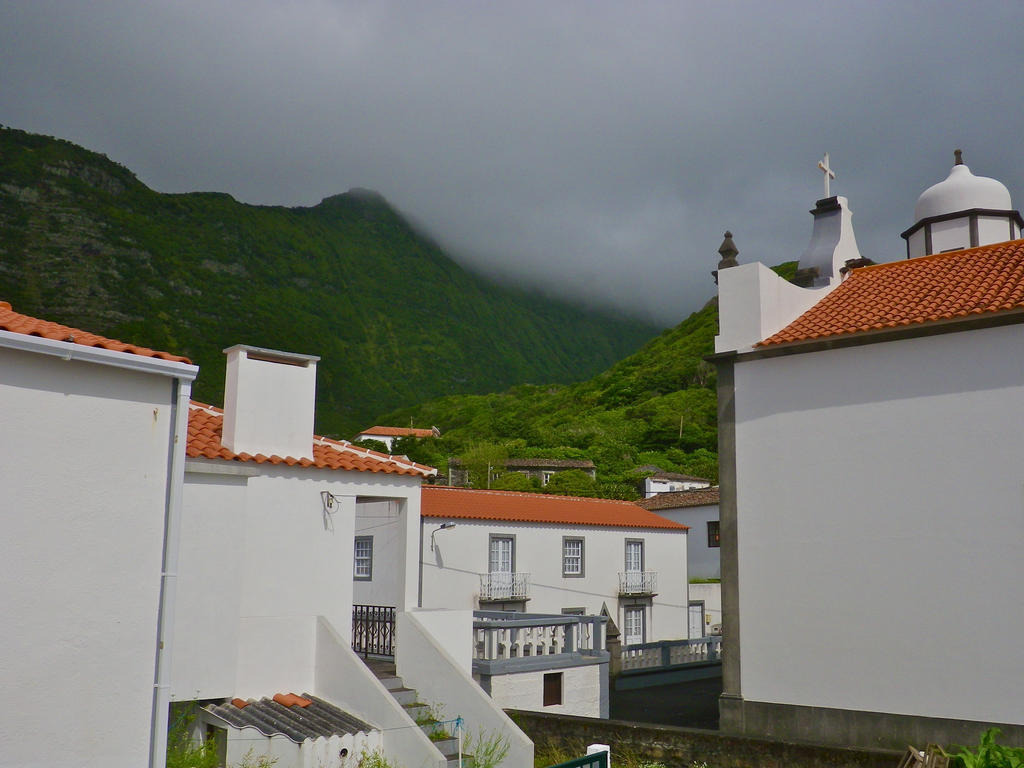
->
733;324;1024;725
172;460;423;702
688;582;721;634
487;665;603;718
650;503;720;580
353;500;407;607
420;519;688;643
0;346;180;768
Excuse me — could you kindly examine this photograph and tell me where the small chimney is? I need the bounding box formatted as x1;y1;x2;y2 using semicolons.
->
221;345;320;459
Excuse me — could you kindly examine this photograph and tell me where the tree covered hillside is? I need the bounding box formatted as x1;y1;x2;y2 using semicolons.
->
383;262;797;498
0;127;658;436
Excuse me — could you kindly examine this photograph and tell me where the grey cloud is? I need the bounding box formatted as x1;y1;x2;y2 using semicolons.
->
2;1;1022;325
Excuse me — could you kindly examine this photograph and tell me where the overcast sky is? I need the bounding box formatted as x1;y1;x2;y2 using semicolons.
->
2;1;1023;326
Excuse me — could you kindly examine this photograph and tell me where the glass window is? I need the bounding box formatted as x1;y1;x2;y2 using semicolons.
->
562;537;584;577
707;520;721;547
354;536;373;580
625;539;644;572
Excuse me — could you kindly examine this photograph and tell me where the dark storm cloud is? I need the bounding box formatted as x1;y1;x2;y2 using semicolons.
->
2;1;1023;325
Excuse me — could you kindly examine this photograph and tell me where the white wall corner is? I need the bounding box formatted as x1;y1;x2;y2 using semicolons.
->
222;345;320;459
715;262;832;353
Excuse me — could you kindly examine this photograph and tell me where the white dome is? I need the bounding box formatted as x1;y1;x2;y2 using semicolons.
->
914;163;1012;222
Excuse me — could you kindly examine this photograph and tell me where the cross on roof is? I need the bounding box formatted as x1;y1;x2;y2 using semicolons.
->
817;153;836;197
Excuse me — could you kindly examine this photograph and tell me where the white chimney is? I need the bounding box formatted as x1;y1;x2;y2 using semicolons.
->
221;345;320;460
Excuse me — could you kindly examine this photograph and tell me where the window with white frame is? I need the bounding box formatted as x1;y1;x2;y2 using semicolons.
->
562;537;584;577
625;539;644;572
354;536;373;580
623;605;645;646
542;471;555;486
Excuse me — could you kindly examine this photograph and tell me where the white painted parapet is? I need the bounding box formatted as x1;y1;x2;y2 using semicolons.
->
714;262;830;353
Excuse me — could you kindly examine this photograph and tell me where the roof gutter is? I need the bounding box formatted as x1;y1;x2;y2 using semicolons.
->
149;376;194;768
0;329;198;381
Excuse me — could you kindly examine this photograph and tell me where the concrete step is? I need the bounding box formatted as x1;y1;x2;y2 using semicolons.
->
390;687;419;706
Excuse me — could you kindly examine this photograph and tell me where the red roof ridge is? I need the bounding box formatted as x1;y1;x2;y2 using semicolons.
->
0;300;190;363
423;485;638;506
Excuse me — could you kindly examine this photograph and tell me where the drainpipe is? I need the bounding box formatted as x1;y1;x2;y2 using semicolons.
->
149;377;193;768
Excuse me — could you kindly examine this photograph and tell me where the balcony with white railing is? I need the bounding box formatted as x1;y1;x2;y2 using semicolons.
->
472;610;608;674
618;570;657;596
478;572;530;603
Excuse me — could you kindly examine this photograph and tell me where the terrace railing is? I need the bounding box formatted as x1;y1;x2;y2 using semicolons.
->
619;636;722;672
618;570;657;596
478;572;530;602
473;610;607;667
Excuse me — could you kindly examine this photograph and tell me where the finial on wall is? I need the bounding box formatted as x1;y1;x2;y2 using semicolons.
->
713;231;739;284
954;148;963;166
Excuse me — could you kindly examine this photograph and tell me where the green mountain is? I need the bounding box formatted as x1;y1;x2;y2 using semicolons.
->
381;262;797;497
0;127;658;436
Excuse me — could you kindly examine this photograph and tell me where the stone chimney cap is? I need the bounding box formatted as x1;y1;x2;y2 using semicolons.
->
223;344;320;366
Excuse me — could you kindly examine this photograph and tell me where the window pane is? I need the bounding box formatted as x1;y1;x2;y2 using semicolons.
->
563;538;582;575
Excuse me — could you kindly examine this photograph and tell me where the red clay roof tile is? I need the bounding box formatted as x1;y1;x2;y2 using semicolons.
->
421;486;688;530
273;693;312;708
0;301;190;363
187;402;435;477
759;239;1024;347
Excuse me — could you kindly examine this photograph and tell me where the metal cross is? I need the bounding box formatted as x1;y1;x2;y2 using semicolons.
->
817;153;836;197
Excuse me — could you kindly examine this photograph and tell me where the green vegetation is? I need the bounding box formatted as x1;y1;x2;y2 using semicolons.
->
465;728;512;768
0;126;657;437
384;298;722;497
945;729;1024;768
386;262;796;497
533;735;677;768
357;749;400;768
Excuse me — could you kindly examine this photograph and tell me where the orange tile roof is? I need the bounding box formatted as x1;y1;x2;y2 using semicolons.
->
421;486;688;530
0;301;190;362
187;402;435;477
760;239;1024;347
360;425;437;438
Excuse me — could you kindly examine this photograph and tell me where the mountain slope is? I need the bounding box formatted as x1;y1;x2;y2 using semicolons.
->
380;262;798;496
0;127;658;436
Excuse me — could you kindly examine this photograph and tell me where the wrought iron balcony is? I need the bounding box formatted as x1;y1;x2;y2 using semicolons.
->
618;570;657;596
478;572;530;602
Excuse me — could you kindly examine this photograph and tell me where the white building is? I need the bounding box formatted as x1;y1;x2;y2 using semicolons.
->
0;302;198;768
172;345;532;768
637;466;712;498
637;487;721;637
354;424;438;451
713;153;1024;749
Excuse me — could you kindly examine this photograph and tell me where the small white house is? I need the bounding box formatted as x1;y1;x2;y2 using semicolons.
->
713;153;1024;749
637;466;712;498
0;301;198;768
638;487;721;637
354;424;439;451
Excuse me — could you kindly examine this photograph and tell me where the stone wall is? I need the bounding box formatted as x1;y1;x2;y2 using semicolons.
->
509;710;900;768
